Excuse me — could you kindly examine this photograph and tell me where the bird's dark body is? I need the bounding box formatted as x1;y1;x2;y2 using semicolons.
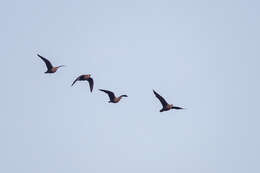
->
71;74;94;92
153;90;184;112
99;89;128;103
37;54;64;74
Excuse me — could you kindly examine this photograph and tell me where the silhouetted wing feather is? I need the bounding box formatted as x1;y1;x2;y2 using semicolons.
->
172;106;183;110
37;54;53;70
87;78;94;92
99;89;115;101
153;90;168;107
71;75;83;86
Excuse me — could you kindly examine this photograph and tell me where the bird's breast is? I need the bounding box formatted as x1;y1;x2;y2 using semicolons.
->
114;97;121;103
51;67;58;73
166;104;173;110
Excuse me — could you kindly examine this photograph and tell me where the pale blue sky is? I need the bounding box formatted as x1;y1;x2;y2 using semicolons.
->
1;0;260;172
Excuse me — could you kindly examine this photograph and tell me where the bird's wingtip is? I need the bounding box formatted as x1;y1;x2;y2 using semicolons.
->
37;54;44;58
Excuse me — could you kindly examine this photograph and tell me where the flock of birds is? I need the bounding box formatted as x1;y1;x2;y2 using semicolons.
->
37;54;184;112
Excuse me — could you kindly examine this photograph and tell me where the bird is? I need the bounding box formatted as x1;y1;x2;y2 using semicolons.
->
37;54;65;73
153;90;183;112
99;89;128;103
71;74;94;92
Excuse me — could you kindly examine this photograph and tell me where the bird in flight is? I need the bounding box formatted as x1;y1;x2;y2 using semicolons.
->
99;89;128;103
71;74;94;92
37;54;65;73
153;90;183;112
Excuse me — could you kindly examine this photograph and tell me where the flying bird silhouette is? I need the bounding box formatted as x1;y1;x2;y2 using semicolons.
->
37;54;65;73
99;89;128;103
71;74;94;92
153;90;183;112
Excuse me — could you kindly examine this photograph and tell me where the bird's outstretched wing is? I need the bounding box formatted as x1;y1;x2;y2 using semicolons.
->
71;75;83;86
87;78;94;92
99;89;115;101
37;54;53;70
172;106;184;110
153;90;168;107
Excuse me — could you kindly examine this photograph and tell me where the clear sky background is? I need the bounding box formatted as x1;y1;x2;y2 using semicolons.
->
1;0;260;172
